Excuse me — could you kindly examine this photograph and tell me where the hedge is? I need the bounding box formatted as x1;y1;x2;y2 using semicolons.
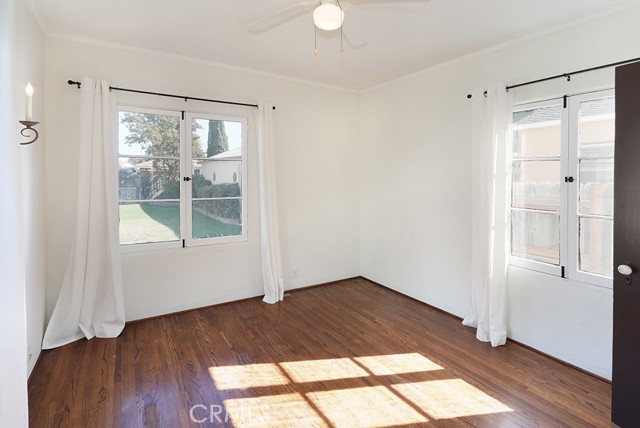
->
156;176;241;222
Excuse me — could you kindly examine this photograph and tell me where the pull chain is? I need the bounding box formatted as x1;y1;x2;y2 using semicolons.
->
314;26;318;56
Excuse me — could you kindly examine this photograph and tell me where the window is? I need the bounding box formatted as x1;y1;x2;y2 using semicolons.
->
118;107;247;250
510;90;614;287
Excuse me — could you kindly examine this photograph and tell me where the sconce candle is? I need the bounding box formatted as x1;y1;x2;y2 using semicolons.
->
25;82;33;121
19;82;39;145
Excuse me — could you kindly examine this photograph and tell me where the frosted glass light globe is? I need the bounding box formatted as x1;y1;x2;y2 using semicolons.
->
313;3;344;31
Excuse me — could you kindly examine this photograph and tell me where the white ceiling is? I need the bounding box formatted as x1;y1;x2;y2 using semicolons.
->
30;0;637;91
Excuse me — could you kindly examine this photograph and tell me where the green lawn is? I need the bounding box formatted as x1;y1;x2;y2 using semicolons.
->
119;203;241;245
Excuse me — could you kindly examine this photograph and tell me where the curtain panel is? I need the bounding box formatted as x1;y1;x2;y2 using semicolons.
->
43;78;125;349
462;83;512;347
257;103;285;304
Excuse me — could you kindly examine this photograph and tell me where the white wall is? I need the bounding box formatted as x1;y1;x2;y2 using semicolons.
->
360;6;640;380
45;39;361;321
16;0;46;377
1;0;43;424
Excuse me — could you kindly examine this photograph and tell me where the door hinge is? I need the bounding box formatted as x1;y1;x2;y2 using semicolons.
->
561;266;565;278
182;239;186;248
564;176;574;183
181;111;185;120
563;95;568;109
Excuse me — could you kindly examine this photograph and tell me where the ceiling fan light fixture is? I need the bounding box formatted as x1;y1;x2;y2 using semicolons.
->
313;1;344;31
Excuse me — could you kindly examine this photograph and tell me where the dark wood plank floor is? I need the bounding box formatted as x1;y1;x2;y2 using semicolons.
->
28;278;612;427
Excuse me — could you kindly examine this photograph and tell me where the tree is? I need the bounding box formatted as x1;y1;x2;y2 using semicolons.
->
207;120;228;157
121;112;204;198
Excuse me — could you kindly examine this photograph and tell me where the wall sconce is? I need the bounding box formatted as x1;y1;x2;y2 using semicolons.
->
19;82;39;145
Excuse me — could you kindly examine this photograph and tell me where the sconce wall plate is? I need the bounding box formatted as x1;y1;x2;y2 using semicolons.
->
19;120;39;145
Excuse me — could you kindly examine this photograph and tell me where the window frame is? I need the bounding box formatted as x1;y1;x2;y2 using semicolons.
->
509;97;567;278
566;90;614;288
117;105;249;253
509;89;614;289
185;112;249;248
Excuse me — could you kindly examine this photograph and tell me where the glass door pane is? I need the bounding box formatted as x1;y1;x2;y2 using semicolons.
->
576;95;615;278
118;109;181;246
511;210;560;265
190;117;244;240
513;104;562;158
579;217;613;277
512;160;561;211
578;97;615;158
579;158;614;216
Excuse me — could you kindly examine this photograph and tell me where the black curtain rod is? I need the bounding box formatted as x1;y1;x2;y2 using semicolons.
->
466;56;640;99
67;80;259;109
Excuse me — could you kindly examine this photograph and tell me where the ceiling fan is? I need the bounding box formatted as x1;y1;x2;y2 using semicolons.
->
247;0;430;54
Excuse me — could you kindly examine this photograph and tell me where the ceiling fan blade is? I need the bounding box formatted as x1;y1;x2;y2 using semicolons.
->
343;31;367;50
247;1;318;34
348;0;430;5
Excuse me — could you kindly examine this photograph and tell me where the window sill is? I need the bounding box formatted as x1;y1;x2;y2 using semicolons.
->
508;261;613;289
119;235;249;255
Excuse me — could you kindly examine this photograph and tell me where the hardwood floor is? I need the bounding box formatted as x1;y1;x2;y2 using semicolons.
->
28;278;612;427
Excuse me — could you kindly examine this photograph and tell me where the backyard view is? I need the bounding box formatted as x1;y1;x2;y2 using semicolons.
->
119;203;241;245
118;110;244;246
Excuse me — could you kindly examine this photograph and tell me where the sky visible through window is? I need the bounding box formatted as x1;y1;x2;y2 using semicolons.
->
118;114;241;156
194;119;242;154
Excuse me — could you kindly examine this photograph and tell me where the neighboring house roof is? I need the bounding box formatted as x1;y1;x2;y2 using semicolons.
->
133;159;201;172
206;147;242;161
134;160;154;171
514;97;614;125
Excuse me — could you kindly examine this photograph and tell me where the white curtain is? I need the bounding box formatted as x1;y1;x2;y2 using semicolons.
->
0;0;29;425
43;77;125;349
257;103;284;304
462;83;512;347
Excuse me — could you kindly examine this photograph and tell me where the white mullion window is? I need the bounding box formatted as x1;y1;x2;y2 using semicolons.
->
117;106;248;251
510;90;615;289
180;110;188;249
185;112;247;247
118;106;183;252
567;90;615;288
510;98;565;277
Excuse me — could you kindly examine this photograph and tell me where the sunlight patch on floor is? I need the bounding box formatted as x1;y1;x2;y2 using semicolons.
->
307;386;428;428
280;358;369;383
354;353;443;376
209;363;289;390
392;379;513;419
224;393;328;428
210;353;513;427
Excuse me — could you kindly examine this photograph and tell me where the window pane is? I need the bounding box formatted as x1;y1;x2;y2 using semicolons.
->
513;105;562;158
192;175;242;201
119;202;180;245
579;158;614;216
511;210;560;265
579;217;613;277
578;97;615;158
118;157;180;201
118;111;180;157
512;160;560;211
193;118;243;192
192;200;242;239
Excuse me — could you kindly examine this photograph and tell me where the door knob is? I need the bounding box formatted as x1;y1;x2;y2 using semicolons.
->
618;264;633;276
